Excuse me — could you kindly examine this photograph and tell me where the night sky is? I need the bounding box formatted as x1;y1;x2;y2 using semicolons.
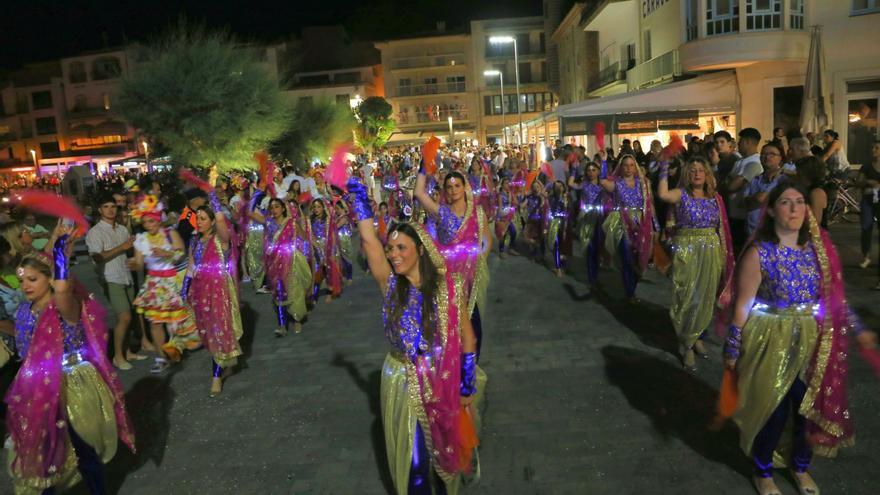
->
2;0;542;70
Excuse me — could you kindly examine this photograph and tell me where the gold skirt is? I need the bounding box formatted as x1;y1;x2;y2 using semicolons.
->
380;353;487;495
733;305;818;461
8;359;119;495
245;228;265;286
282;253;313;321
602;208;642;275
669;228;722;349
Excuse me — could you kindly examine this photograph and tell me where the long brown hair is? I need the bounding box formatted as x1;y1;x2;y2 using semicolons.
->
754;183;811;246
388;222;439;345
678;156;716;197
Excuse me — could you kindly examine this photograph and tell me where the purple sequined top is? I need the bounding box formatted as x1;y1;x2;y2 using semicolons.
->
581;182;603;206
614;178;643;209
15;302;85;358
497;191;515;219
548;196;568;219
469;174;487;198
436;205;463;244
755;241;820;308
382;276;433;361
675;189;719;229
524;194;544;220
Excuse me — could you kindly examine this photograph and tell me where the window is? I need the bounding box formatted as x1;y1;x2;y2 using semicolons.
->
335;94;350;105
35;117;57;136
526;94;536;112
540;61;547;82
69;61;87;83
446;76;465;93
517;33;530;54
847;96;879;166
686;0;699;40
492;95;502;115
39;141;60;155
518;62;532;83
707;0;740;36
624;43;637;69
643;31;652;61
19;117;32;138
424;77;438;94
398;78;411;96
31;91;53;110
539;33;546;52
16;94;29;114
772;86;803;144
790;0;805;29
746;0;781;31
73;95;87;110
852;0;880;15
91;56;122;80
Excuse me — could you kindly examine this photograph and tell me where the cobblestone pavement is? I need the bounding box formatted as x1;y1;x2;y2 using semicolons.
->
1;223;878;494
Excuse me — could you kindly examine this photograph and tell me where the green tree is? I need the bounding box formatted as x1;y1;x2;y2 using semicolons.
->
268;98;356;170
353;96;397;152
117;23;287;172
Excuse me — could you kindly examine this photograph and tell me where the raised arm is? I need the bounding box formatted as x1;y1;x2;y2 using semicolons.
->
414;170;441;217
656;162;682;204
349;178;391;289
599;178;616;193
51;230;81;324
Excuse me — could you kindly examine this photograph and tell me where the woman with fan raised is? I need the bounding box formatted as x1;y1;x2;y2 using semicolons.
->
4;223;135;494
656;156;734;371
568;161;605;287
347;176;484;494
600;154;657;301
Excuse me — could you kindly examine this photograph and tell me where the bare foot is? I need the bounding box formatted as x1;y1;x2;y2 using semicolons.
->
324;295;333;304
209;377;222;397
753;476;782;495
792;471;819;495
693;340;709;358
140;340;157;353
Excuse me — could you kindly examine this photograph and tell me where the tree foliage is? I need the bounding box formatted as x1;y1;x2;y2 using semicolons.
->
117;23;287;172
353;96;396;152
268;98;355;170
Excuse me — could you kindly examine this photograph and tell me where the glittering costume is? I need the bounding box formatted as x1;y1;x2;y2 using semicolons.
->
494;190;518;253
188;234;243;370
433;198;489;362
732;220;858;477
244;195;266;288
578;182;605;284
383;172;401;218
380;226;486;495
469;171;495;221
337;217;354;281
522;193;546;257
311;204;343;300
668;190;733;351
132;228;199;353
602;174;656;298
5;289;135;495
545;195;572;271
265;212;313;327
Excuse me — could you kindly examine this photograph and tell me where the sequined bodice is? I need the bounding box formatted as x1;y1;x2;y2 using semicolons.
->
676;189;719;229
525;194;544;220
265;218;282;245
614;178;643;208
15;303;86;358
498;191;514;218
581;182;603;206
755;242;820;308
382;276;432;361
311;218;327;244
548;196;568;219
436;205;463;244
469;174;486;197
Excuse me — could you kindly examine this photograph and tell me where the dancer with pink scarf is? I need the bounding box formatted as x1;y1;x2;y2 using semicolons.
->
348;176;484;494
600;154;656;301
4;229;135;494
721;183;877;495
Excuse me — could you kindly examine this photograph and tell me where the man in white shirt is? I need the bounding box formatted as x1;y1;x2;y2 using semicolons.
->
86;192;137;370
725;127;763;253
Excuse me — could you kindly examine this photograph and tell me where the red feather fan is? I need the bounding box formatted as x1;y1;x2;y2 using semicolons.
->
297;192;313;205
660;133;686;161
9;191;89;236
178;168;214;192
524;170;539;193
594;122;606;151
325;143;352;192
253;151;277;197
422;136;441;175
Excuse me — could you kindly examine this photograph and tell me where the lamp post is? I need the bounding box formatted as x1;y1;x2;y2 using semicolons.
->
489;35;522;145
483;70;507;146
29;149;39;178
447;115;453;144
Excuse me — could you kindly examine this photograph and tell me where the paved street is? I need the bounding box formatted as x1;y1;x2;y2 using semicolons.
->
1;222;878;494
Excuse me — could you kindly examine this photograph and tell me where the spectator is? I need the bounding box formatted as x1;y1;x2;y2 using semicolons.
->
821;129;849;173
86;192;140;370
713;130;740;186
22;213;50;251
726;127;763;251
857;140;880;270
742;142;786;236
794;155;829;227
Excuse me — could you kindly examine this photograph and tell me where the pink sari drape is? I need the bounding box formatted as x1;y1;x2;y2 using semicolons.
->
190;235;241;358
265;217;296;299
5;285;134;485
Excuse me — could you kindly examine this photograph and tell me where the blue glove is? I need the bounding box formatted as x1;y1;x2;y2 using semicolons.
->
346;177;373;222
249;190;267;212
180;276;192;300
209;191;222;213
460;352;477;396
723;325;742;361
53;234;70;280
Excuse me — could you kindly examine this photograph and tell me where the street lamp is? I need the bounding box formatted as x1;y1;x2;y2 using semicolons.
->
447;115;454;144
489;35;523;145
483;70;507;146
29;149;39;178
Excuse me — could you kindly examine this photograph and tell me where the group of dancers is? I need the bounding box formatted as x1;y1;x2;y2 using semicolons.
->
0;135;877;495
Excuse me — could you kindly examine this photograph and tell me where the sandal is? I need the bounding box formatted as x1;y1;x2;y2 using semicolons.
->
791;471;819;495
150;358;170;374
753;476;782;495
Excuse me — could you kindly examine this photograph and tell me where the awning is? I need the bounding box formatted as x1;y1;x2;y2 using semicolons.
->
558;70;737;121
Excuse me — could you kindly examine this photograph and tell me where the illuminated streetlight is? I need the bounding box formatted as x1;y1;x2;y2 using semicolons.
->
142;140;151;172
29;149;39;178
483;70;507;145
448;115;454;143
490;35;523;144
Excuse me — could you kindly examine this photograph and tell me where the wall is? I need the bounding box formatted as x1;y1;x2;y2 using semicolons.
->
736;60;805;139
637;0;681;60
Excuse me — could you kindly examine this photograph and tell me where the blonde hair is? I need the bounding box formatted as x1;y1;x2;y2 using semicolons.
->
1;223;26;257
678;157;716;198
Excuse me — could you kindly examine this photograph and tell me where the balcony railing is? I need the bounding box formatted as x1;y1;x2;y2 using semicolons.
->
627;50;681;91
589;61;627;92
397;107;469;125
390;53;466;70
393;82;467;98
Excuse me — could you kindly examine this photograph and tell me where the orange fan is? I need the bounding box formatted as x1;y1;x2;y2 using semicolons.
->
422;136;441;175
524;170;539;192
457;405;479;473
709;368;738;431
